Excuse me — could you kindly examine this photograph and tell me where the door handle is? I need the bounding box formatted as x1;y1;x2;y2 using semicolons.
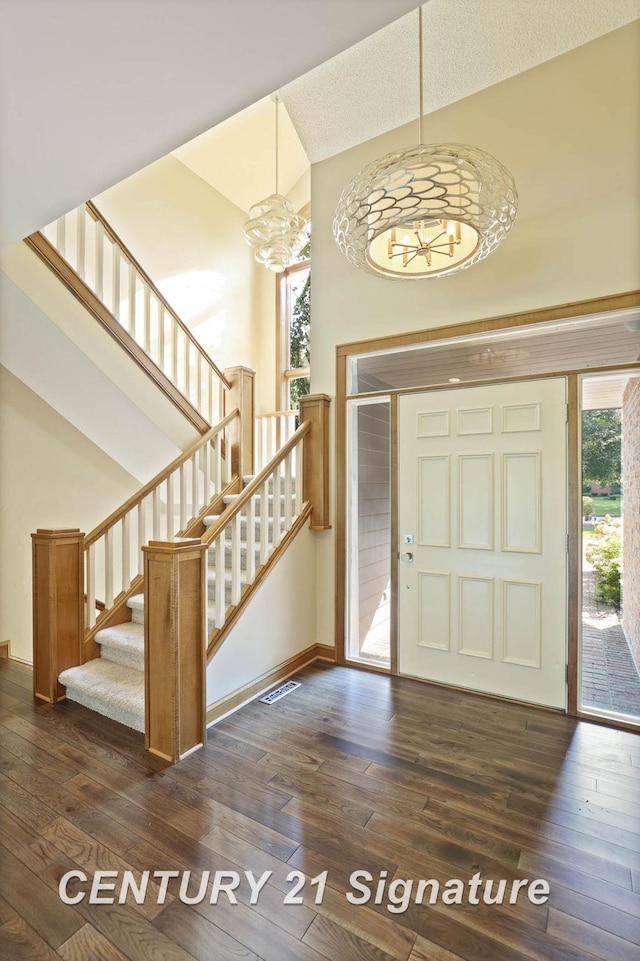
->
403;552;414;562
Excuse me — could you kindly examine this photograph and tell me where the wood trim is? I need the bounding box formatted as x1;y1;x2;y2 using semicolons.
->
389;393;399;677
0;641;9;658
573;710;640;734
206;639;324;725
201;422;311;546
207;504;312;659
85;410;239;548
335;352;348;665
345;362;640;402
566;375;580;716
24;231;211;434
86;201;232;389
225;366;255;478
336;290;640;358
143;537;208;762
315;644;336;661
32;528;84;703
299;393;331;529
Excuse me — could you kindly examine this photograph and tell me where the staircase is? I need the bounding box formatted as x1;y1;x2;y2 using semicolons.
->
30;199;329;760
57;473;293;731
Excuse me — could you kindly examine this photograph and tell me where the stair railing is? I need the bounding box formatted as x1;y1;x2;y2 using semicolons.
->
84;409;239;637
203;420;311;650
254;410;297;473
31;201;231;429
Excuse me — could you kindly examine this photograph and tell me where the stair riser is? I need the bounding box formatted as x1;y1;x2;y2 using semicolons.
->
100;645;145;672
63;685;144;733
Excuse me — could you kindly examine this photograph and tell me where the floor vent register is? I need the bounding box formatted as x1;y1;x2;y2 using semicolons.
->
261;681;301;704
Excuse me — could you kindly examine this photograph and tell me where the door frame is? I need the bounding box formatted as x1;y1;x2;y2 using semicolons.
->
335;289;640;725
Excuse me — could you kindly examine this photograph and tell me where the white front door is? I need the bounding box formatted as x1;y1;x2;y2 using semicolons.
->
398;378;567;709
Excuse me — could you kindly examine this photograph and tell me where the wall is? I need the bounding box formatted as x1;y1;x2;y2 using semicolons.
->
623;377;640;666
94;155;275;412
0;367;139;663
310;24;640;648
206;522;317;710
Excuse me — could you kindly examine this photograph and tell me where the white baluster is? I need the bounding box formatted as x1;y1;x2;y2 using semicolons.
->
284;451;293;528
214;437;222;494
158;306;166;375
191;452;199;519
201;442;210;507
104;528;113;608
197;354;203;417
76;207;86;277
143;285;151;354
179;463;187;532
246;496;256;582
166;475;174;539
95;221;104;300
217;379;224;427
182;333;189;395
208;368;214;425
137;499;146;575
121;513;130;593
260;418;267;474
231;512;242;605
171;322;178;385
152;487;161;539
259;480;269;563
215;530;225;629
186;342;193;404
56;215;66;258
128;262;137;336
272;465;282;549
86;543;96;629
112;248;121;320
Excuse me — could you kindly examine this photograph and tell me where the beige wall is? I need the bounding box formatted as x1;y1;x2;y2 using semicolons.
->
623;377;640;666
206;521;317;710
0;367;139;663
310;24;640;647
95;155;276;412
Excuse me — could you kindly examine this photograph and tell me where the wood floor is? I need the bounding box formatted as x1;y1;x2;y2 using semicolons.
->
1;657;639;961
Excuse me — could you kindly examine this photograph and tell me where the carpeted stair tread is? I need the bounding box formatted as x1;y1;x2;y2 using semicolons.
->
59;660;144;733
96;621;144;671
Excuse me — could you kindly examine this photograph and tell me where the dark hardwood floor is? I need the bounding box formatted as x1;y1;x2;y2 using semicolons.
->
1;656;639;961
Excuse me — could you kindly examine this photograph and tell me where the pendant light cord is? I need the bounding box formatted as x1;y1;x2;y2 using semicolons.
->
418;5;424;146
275;95;279;195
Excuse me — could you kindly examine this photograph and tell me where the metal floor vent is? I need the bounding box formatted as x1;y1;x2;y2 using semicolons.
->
261;681;301;704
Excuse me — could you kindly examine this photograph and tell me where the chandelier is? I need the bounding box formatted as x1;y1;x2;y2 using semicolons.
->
333;4;517;279
244;95;308;273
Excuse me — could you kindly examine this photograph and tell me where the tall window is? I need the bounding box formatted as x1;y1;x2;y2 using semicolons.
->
278;223;310;412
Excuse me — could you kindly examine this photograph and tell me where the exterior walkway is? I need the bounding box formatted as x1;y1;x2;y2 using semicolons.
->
581;569;640;718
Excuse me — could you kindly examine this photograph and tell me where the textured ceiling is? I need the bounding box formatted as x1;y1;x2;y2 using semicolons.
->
0;0;419;248
280;0;640;164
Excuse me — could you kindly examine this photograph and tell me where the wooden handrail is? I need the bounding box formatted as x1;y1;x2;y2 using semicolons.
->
202;420;311;545
25;231;211;434
255;410;297;418
86;201;232;390
85;408;239;547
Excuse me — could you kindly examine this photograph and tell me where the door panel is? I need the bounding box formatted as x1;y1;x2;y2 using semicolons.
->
398;378;567;708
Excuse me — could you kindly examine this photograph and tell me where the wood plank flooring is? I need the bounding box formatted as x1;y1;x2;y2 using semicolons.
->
1;657;639;961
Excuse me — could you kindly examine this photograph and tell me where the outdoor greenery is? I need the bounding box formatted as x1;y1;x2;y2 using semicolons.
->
582;496;594;519
585;517;622;609
582;409;622;486
587;495;622;518
288;235;311;412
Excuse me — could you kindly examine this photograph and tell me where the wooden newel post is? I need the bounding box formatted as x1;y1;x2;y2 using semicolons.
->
299;393;331;530
224;365;255;478
143;537;208;762
31;528;85;703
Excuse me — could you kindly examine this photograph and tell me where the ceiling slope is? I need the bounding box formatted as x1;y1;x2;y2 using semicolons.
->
0;0;418;249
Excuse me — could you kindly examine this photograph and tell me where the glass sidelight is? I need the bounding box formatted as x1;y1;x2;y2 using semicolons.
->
345;397;392;668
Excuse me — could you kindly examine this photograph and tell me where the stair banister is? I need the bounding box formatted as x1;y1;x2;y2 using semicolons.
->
30;201;233;431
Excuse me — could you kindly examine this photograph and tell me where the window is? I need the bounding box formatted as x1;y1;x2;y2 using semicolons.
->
277;220;310;413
